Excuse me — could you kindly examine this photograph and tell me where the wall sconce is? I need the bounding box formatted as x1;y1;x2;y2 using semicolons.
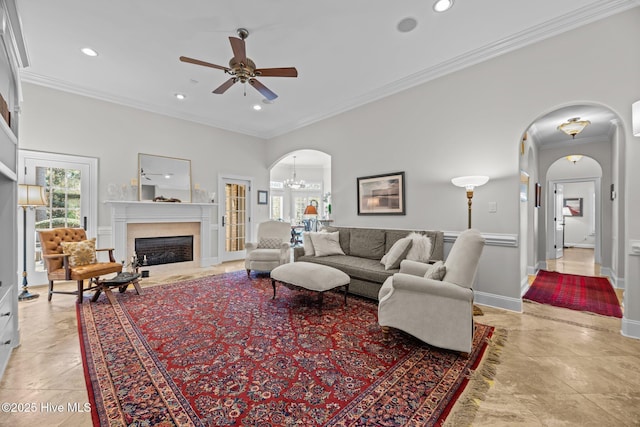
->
451;176;489;229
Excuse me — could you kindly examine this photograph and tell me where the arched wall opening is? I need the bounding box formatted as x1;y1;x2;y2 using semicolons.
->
269;149;332;225
519;102;626;299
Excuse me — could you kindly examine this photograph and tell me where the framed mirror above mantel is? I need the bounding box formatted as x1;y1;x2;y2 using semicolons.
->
138;153;192;202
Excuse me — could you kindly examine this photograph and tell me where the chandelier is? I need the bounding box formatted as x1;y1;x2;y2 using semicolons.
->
284;156;305;189
557;117;590;139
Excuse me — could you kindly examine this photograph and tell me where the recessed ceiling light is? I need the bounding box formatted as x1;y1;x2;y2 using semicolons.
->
433;0;454;13
253;104;262;111
175;93;186;100
81;47;98;57
397;17;418;33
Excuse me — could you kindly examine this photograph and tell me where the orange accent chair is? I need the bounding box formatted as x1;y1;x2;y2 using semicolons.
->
38;228;122;303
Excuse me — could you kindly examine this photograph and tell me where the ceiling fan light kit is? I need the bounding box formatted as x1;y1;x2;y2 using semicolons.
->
179;28;298;101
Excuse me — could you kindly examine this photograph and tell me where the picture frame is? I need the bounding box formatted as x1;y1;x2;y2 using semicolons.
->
357;171;405;215
257;190;268;205
563;197;583;217
534;182;542;208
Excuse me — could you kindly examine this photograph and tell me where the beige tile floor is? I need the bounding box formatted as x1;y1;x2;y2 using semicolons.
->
1;250;639;426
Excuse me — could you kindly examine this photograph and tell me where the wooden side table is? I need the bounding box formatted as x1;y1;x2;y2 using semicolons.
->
92;272;143;304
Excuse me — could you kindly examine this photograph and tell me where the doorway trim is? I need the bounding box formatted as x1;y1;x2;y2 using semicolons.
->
547;176;601;265
218;173;253;263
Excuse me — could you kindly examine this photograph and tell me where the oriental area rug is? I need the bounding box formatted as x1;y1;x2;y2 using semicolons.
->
524;270;622;318
77;271;505;426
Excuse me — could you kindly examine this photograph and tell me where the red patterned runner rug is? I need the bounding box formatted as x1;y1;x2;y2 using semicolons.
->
524;270;622;318
77;271;504;426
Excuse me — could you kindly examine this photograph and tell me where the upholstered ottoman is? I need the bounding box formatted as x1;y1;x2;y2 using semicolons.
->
271;262;350;306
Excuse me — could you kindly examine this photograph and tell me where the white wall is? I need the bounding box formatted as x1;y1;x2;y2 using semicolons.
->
266;9;640;315
16;8;640;335
18;84;271;252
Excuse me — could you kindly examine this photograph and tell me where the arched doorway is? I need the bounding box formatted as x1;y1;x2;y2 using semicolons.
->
269;150;332;225
519;103;625;291
546;156;602;276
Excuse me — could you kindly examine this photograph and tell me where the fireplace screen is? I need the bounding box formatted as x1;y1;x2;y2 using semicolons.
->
134;235;193;266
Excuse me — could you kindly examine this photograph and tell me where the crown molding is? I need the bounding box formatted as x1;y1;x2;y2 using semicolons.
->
20;71;270;139
21;0;640;140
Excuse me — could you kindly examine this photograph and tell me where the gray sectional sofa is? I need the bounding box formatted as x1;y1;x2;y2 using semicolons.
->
293;226;444;300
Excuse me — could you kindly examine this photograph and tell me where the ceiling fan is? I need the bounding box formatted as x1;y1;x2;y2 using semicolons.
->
179;28;298;101
140;169;172;180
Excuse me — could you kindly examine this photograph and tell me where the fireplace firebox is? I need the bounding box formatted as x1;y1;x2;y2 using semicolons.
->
134;235;194;266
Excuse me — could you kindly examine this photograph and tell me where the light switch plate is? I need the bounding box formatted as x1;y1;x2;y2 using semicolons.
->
488;202;497;213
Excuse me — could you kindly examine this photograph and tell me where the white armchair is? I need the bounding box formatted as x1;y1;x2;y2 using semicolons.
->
245;220;292;277
378;229;485;353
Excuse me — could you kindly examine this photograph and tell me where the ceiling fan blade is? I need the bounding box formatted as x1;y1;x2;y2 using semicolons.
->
229;37;247;64
255;67;298;78
179;56;229;72
249;79;278;101
213;77;237;94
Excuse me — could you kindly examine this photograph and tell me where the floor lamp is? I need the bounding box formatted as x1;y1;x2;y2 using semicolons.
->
451;176;489;229
18;184;48;301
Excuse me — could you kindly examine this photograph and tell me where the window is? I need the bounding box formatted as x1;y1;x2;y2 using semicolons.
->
271;195;283;220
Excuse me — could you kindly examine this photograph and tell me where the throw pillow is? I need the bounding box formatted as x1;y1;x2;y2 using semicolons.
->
60;238;97;267
405;232;433;263
303;232;315;256
257;237;282;249
310;231;345;257
380;237;413;270
424;260;446;280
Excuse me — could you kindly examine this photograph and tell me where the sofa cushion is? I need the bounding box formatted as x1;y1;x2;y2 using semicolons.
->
405;232;433;263
324;226;351;254
349;228;386;260
380;237;412;270
310;232;345;257
297;255;395;283
424;260;446;280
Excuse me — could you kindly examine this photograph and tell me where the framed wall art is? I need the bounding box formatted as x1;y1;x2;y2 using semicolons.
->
357;171;405;215
534;182;542;208
257;190;268;205
563;197;583;217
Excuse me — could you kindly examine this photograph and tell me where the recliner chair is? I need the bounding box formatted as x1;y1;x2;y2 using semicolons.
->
245;220;292;277
378;228;485;353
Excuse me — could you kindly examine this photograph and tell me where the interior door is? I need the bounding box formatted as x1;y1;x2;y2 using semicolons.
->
220;178;250;262
554;183;564;259
19;151;97;286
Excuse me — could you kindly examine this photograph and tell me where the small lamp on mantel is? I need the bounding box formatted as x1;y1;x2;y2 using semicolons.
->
18;184;48;301
451;176;489;229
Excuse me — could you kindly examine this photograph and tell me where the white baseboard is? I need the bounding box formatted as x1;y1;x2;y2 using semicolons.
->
474;290;522;312
565;243;595;249
521;276;530;297
621;318;640;340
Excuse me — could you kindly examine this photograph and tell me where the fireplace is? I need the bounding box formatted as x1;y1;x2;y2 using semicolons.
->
135;235;194;266
105;201;217;268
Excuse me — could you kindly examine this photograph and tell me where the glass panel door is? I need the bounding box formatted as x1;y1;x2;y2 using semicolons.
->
221;179;250;261
20;151;96;286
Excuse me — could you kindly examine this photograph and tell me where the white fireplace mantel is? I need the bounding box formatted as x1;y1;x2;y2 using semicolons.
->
105;201;217;267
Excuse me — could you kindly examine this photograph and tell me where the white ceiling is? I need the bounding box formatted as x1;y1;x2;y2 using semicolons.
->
16;0;637;140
